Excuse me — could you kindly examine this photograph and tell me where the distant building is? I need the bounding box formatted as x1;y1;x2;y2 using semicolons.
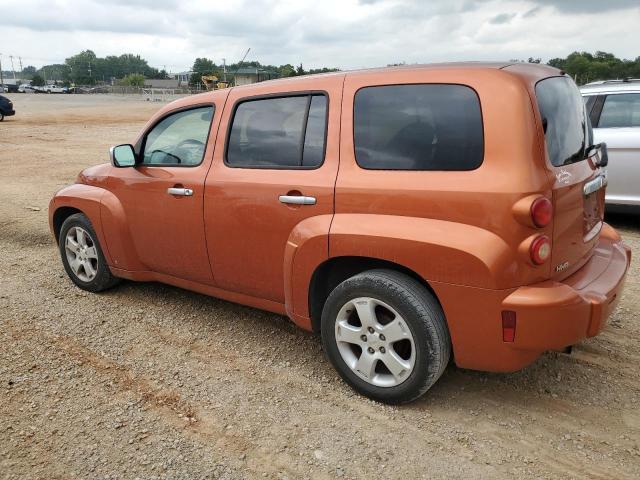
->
1;78;25;86
144;79;180;89
233;67;278;86
169;71;193;86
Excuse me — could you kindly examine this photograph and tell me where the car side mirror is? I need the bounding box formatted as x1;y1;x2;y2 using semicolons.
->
110;144;137;168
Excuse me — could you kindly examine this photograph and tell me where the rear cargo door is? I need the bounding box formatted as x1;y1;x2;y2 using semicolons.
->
536;76;605;278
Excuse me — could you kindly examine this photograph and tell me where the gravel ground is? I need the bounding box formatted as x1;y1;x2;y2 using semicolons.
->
1;94;639;480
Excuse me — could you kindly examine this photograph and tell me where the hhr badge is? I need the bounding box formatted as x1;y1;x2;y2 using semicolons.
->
555;261;570;273
556;169;572;184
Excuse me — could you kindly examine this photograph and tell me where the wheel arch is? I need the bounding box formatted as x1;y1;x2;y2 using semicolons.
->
52;206;84;243
49;184;114;266
308;256;441;334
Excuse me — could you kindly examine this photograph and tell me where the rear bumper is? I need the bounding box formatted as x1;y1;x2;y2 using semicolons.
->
503;224;630;352
1;108;15;116
434;223;631;372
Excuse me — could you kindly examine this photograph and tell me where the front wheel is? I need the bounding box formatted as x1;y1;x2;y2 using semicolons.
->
321;269;451;404
58;213;120;292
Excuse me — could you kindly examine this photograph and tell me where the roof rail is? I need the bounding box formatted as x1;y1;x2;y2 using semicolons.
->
585;78;640;86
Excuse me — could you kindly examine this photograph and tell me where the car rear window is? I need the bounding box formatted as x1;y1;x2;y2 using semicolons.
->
353;84;484;171
226;94;327;168
536;76;591;167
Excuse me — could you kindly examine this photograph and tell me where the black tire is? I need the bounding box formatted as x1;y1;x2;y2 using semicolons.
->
321;269;451;404
58;213;120;292
0;112;4;122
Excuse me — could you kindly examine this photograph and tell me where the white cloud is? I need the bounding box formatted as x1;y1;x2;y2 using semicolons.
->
0;0;638;72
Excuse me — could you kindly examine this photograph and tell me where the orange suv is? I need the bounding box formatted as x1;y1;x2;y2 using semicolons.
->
50;63;631;404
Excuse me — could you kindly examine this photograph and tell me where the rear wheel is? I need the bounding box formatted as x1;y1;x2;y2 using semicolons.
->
59;213;120;292
0;112;4;121
321;269;451;404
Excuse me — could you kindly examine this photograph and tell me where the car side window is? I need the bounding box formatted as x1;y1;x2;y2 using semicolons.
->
226;94;328;168
142;106;214;166
597;93;640;128
353;84;484;170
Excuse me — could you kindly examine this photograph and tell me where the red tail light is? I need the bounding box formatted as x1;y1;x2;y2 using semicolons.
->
502;310;516;342
531;197;552;227
530;235;551;265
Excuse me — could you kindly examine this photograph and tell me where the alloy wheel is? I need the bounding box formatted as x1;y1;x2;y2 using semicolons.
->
64;226;99;282
334;297;416;387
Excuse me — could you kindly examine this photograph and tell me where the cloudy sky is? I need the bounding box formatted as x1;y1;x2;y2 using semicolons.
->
0;0;638;73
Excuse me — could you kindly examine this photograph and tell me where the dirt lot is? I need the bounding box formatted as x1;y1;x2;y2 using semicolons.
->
0;94;639;480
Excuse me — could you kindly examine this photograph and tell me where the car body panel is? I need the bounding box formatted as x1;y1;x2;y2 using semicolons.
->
594;127;640;205
104;92;229;284
335;65;556;289
581;83;640;206
49;183;112;264
204;73;345;303
0;95;16;117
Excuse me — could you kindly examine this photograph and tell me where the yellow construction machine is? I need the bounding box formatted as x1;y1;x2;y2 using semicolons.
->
201;75;230;91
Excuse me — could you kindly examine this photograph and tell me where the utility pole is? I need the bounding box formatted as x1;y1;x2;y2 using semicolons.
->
9;55;16;81
0;53;4;86
88;61;92;79
222;58;227;83
19;57;23;80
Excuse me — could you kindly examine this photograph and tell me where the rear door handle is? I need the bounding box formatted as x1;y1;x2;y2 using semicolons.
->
167;187;193;196
279;195;316;205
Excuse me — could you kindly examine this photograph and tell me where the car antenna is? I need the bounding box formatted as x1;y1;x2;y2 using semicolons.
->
231;48;251;87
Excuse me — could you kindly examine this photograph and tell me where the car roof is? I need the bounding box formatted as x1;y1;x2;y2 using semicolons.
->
228;61;560;91
580;80;640;95
169;62;563;110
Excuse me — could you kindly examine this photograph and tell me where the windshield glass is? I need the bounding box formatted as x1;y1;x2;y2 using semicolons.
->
535;76;592;167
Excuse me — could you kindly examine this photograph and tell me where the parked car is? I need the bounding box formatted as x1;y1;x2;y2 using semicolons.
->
35;84;66;94
581;80;640;207
18;83;35;93
0;94;15;121
1;84;19;93
49;63;631;404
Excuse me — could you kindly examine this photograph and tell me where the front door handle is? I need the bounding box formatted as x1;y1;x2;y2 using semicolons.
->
167;187;193;196
279;195;316;205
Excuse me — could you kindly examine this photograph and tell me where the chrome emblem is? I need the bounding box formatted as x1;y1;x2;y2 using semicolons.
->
556;169;572;184
555;261;570;273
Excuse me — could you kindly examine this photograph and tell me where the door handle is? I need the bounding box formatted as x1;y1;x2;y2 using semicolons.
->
167;187;193;196
279;195;316;205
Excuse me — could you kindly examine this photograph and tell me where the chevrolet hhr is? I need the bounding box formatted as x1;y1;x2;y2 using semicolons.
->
49;63;631;403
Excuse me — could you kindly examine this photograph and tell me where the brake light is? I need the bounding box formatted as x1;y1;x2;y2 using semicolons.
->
530;197;552;228
502;310;516;342
530;235;551;265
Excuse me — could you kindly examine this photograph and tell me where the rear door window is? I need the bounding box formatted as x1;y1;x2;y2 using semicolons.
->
597;93;640;128
353;84;484;170
226;94;328;168
536;76;591;167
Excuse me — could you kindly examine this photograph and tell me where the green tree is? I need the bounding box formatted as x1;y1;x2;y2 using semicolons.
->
31;74;45;86
190;57;219;85
277;64;297;77
544;51;640;84
193;57;217;74
22;65;37;78
122;73;145;87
